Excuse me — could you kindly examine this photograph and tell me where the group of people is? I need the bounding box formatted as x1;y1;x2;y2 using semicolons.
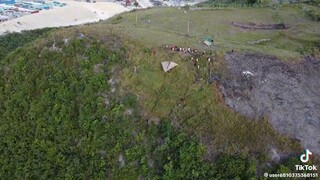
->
163;44;213;68
162;44;216;83
191;57;212;69
163;45;200;55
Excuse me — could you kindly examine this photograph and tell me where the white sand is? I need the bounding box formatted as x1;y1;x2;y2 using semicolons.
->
0;1;128;35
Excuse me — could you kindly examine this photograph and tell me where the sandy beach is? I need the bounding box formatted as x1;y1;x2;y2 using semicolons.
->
0;1;128;35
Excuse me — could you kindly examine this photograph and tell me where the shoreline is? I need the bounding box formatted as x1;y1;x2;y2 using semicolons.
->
0;1;128;35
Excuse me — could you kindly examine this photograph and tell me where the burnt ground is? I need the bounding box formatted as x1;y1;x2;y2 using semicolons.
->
219;52;320;155
231;22;288;30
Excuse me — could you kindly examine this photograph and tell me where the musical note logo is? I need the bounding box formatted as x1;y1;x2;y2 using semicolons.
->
300;149;312;163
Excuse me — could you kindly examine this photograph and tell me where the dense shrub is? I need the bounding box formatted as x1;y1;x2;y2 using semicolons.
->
0;28;53;60
302;6;320;21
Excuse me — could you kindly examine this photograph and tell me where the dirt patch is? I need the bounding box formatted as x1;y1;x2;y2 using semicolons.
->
99;35;123;51
219;52;320;155
231;22;288;30
93;63;103;73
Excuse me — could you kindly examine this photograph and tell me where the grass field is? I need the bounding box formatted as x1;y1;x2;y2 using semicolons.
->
41;5;319;158
105;6;320;59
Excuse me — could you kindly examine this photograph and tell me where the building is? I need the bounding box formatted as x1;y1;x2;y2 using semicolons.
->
0;0;15;4
0;15;9;22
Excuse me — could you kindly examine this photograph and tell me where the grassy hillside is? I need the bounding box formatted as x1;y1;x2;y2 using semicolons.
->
0;5;319;179
0;33;214;179
97;5;318;154
104;6;319;60
0;28;267;179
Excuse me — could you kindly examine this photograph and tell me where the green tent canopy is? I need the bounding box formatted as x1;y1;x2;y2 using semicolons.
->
203;35;214;46
204;35;214;42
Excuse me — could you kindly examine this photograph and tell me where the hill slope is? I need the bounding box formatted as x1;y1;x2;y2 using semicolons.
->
0;5;319;178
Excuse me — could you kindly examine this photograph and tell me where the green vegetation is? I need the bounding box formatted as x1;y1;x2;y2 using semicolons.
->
0;37;124;178
0;33;259;179
197;0;259;7
301;5;320;21
0;28;53;60
0;5;319;179
120;44;297;156
134;1;139;7
106;6;320;60
214;154;256;179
